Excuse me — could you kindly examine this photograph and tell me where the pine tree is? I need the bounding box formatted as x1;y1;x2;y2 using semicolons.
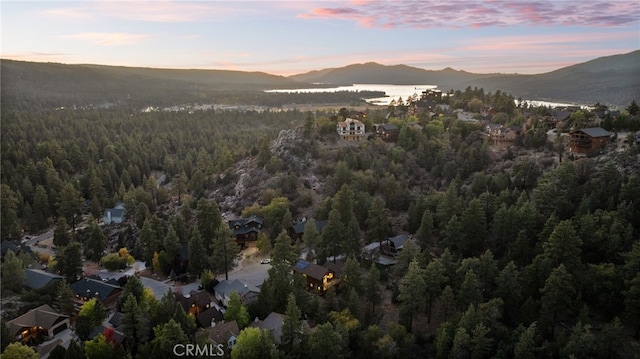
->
397;259;426;332
365;197;392;244
423;259;446;323
542;220;582;275
59;241;83;281
139;219;158;265
85;218;107;262
1;250;24;293
196;198;222;254
364;265;381;313
320;208;345;263
415;209;434;249
460;198;487;257
188;227;209;276
301;218;319;260
514;322;537;359
540;264;575;339
342;256;362;295
150;319;189;357
53;217;72;247
172;305;197;337
163;224;181;263
458;269;482;309
56;280;76;316
281;293;303;357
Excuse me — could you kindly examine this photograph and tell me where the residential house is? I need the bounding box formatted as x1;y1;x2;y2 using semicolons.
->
375;123;400;142
196;306;225;328
288;219;327;241
485;123;522;144
337;118;366;141
381;234;412;257
201;320;240;352
214;279;260;307
7;304;70;344
361;242;397;266
1;240;33;261
24;268;64;290
177;290;213;316
349;111;367;121
85;311;126;348
407;122;424;131
88;323;125;349
569;127;612;154
103;202;125;225
249;312;311;344
70;277;122;307
228;216;264;248
293;260;340;294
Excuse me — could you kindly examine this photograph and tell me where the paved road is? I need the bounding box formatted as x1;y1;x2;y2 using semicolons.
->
217;249;270;287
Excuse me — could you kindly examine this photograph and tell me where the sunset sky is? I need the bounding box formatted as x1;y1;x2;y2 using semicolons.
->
2;0;639;76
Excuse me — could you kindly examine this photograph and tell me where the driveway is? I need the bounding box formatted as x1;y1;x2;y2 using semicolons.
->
216;248;270;287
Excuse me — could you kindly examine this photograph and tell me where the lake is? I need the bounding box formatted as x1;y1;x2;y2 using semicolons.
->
266;84;437;106
267;84;589;109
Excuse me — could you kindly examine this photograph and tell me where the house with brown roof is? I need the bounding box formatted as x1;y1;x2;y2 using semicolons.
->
375;123;400;142
8;305;70;345
201;320;240;352
485;123;522;144
196;306;225;328
337;118;366;141
177;290;213;316
569;127;611;154
293;260;340;294
228;216;264;248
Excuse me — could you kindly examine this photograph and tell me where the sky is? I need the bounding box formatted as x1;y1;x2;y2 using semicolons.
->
2;0;639;76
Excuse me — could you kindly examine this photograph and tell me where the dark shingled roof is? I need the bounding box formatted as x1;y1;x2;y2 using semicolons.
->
24;269;64;289
70;278;122;303
578;127;612;138
291;220;327;235
177;290;212;311
378;123;399;131
228;216;264;236
196;307;224;328
387;234;409;249
293;260;331;281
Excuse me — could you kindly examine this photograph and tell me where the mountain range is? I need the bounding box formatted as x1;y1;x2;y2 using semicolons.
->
2;50;638;108
290;50;640;107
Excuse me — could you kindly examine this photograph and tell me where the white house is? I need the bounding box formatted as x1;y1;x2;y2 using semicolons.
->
337;118;366;141
103;202;125;225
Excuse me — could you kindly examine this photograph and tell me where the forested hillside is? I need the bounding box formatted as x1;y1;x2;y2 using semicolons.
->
2;82;640;357
0;60;380;110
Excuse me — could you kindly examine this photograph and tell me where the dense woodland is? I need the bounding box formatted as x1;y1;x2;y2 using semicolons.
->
1;84;640;359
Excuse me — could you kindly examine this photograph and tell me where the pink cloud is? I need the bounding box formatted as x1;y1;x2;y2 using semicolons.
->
297;0;640;28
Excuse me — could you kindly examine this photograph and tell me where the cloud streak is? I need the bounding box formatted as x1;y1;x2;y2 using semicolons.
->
62;32;151;46
298;0;640;28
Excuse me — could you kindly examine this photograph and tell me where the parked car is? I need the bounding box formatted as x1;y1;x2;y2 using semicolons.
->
260;258;271;264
